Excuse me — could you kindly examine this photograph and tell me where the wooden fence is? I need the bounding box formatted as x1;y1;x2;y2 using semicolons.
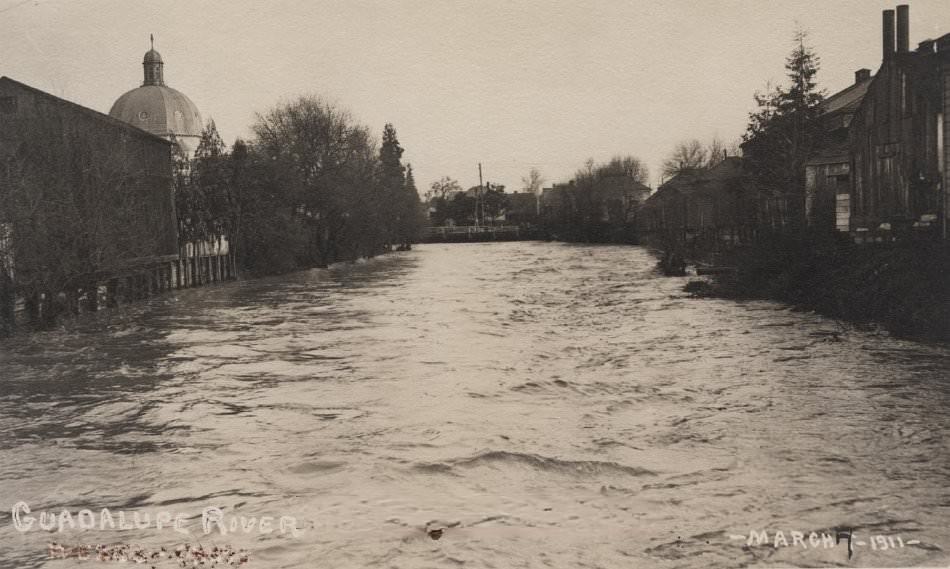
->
0;236;236;336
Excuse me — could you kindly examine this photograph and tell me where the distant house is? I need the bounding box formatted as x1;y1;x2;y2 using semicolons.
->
540;183;574;224
804;68;873;231
640;157;757;247
505;191;539;225
540;176;651;226
846;6;950;241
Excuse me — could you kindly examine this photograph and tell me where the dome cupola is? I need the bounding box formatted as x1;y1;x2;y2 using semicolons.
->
109;36;203;156
142;35;165;86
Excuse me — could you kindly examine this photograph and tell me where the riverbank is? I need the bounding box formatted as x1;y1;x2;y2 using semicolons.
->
683;233;950;341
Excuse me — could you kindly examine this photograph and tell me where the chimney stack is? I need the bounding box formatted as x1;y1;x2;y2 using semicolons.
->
855;68;871;84
883;9;895;59
896;5;909;53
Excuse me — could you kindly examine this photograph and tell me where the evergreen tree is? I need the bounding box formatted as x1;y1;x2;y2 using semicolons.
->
174;120;233;244
742;29;825;225
378;123;406;247
405;163;417;196
192;120;231;238
401;163;424;244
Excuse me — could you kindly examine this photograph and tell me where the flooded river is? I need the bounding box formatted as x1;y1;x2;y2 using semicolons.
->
1;242;949;568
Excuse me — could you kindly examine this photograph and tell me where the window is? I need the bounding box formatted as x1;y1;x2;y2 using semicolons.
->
834;174;850;195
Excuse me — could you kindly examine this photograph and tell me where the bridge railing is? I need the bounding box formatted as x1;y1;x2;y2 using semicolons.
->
427;225;522;236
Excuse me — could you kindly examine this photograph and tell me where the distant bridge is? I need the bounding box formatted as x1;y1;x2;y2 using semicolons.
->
424;225;541;243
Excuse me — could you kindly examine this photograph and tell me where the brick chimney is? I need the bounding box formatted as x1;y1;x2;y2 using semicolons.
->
883;9;895;59
855;68;871;84
896;5;909;53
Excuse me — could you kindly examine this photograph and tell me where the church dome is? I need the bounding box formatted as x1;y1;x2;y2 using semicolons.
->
109;37;203;155
110;86;202;142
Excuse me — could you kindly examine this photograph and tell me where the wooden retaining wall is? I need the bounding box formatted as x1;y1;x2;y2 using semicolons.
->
0;237;237;336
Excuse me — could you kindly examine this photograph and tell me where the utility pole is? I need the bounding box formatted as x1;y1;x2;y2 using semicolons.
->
477;162;484;229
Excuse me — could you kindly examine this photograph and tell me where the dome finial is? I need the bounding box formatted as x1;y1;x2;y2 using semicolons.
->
150;33;154;50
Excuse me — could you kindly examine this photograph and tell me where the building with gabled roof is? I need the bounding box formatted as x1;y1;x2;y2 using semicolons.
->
640;157;758;248
847;6;950;241
0;75;178;322
804;69;873;231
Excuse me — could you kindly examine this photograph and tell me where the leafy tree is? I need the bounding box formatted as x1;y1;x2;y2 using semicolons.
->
430;192;477;226
542;155;649;242
482;183;509;223
251;95;380;267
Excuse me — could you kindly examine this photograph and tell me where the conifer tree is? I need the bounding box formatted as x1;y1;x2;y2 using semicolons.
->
742;29;825;224
378;123;406;247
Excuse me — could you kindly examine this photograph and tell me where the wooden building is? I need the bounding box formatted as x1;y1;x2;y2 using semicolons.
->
505;191;540;226
0;76;178;327
640;157;758;249
805;69;872;232
847;6;950;241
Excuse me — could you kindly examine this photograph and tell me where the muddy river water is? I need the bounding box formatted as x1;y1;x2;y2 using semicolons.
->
1;241;949;568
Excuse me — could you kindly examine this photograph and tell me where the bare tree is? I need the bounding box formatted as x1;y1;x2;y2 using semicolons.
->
661;139;708;179
662;138;742;180
426;176;462;201
520;167;546;196
704;137;742;168
706;137;727;169
601;155;650;184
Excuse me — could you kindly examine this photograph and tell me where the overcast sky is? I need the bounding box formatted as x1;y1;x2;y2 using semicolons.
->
2;0;949;190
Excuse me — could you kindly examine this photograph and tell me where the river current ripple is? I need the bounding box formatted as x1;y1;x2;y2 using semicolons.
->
1;242;949;568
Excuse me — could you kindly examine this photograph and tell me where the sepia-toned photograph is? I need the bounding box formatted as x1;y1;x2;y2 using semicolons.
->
1;1;949;567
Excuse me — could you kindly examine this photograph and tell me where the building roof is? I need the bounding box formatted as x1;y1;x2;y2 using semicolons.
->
0;76;172;146
508;192;537;204
648;157;747;202
822;78;872;117
110;85;202;139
